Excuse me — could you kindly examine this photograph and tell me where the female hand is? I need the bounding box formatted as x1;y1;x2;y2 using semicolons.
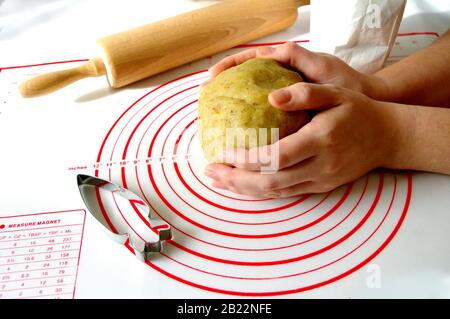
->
209;42;386;98
204;84;396;198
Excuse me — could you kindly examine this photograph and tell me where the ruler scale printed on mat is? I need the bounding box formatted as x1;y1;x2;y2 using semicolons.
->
0;32;448;298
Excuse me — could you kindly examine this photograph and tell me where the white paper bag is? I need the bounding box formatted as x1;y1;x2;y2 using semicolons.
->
309;0;407;73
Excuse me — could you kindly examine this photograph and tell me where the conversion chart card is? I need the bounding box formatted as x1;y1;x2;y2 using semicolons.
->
0;209;86;299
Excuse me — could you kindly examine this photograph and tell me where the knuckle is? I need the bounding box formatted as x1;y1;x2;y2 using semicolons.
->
280;42;301;65
297;83;313;101
324;129;339;148
260;176;279;192
226;169;238;188
314;181;335;193
324;84;345;98
285;41;299;52
318;121;340;148
334;86;350;100
318;149;342;175
312;151;341;178
316;56;333;71
307;117;323;132
221;56;234;65
323;158;341;175
277;151;290;169
320;184;334;193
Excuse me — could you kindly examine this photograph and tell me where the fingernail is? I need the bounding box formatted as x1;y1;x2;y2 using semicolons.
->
258;47;275;56
270;89;291;104
204;168;217;179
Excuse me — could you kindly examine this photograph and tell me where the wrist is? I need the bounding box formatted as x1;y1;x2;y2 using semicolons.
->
375;101;415;170
361;73;391;102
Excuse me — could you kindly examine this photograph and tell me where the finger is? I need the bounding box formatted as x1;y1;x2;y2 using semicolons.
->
256;42;322;74
221;147;266;171
237;158;317;190
269;182;319;198
211;180;228;190
269;83;344;111
205;164;272;196
205;158;317;196
208;49;257;78
222;123;319;171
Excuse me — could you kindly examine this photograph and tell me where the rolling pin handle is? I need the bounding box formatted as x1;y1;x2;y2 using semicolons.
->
19;58;106;98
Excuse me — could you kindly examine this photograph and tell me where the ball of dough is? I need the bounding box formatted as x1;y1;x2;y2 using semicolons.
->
198;58;307;163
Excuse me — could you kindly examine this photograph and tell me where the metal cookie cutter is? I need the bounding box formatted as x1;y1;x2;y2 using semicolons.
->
77;174;171;261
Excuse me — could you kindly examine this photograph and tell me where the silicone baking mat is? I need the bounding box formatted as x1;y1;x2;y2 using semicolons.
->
1;31;449;298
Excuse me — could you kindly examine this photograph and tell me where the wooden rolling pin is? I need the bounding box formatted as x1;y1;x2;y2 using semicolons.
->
19;0;310;98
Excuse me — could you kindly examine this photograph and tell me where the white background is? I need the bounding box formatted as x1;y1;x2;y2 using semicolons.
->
0;0;449;298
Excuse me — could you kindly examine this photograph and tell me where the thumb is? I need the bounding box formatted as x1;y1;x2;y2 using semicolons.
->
269;83;343;111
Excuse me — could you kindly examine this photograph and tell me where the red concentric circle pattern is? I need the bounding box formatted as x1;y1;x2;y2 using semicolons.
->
94;69;412;296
